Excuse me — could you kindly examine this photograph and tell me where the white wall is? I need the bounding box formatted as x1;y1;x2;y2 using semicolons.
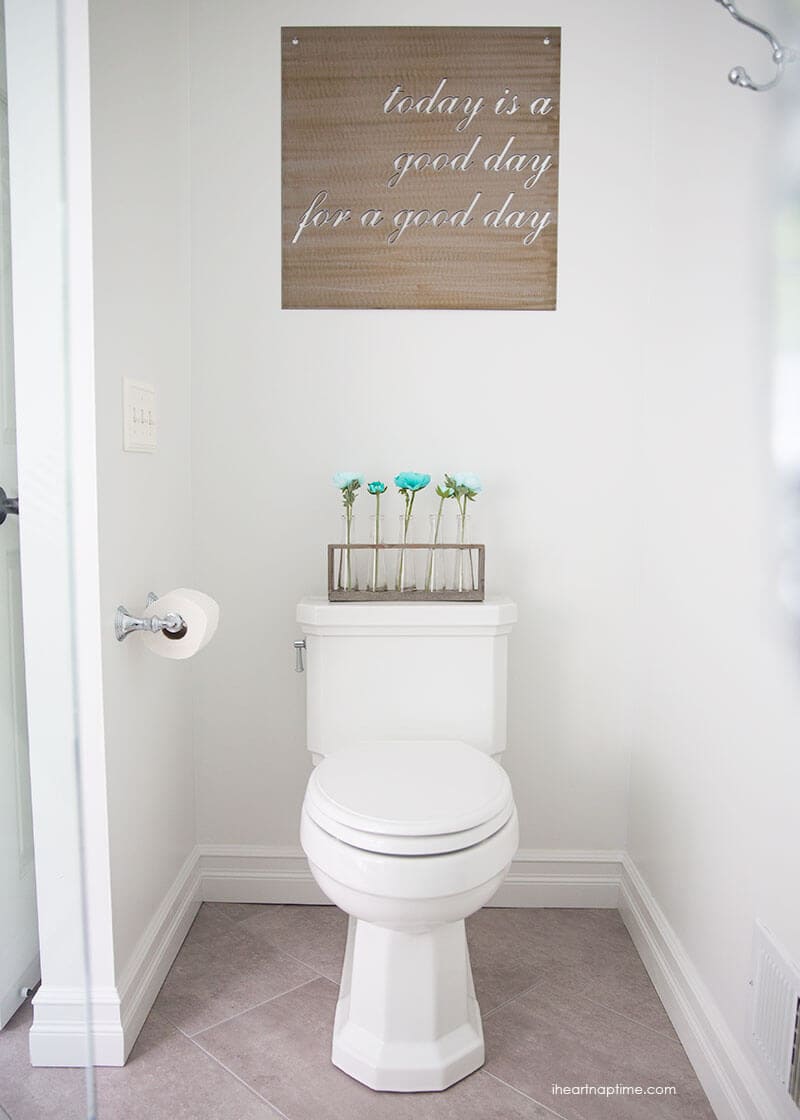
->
189;0;653;854
628;2;800;1116
188;3;800;1112
89;0;196;980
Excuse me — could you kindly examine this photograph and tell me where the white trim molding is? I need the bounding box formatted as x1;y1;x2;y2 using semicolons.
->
28;845;623;1065
29;838;788;1120
6;0;119;1068
29;985;123;1068
619;854;781;1120
199;844;783;1118
115;847;202;1060
200;844;332;905
30;848;201;1066
198;845;625;909
492;849;623;908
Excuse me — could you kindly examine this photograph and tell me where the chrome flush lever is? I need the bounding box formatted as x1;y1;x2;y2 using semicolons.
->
294;639;306;672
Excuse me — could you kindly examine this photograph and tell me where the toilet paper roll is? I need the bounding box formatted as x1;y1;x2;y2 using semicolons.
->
141;588;220;660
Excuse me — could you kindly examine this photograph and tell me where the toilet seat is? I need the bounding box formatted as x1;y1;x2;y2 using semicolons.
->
304;740;514;856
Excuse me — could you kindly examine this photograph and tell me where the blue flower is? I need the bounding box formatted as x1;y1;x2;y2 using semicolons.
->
333;472;364;489
394;472;431;493
452;472;482;495
333;472;363;511
367;480;387;494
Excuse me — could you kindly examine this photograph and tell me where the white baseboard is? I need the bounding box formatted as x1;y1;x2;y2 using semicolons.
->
198;844;624;909
27;845;618;1067
200;844;330;904
619;854;782;1120
29;984;124;1066
492;849;623;907
29;846;201;1067
29;839;786;1120
116;845;202;1060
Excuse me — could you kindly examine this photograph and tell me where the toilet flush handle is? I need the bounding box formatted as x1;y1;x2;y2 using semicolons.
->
293;639;306;673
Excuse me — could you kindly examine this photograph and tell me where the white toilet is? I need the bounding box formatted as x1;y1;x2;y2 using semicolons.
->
297;597;518;1093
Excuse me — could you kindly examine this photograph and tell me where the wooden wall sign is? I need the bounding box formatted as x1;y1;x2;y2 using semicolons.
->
282;27;561;310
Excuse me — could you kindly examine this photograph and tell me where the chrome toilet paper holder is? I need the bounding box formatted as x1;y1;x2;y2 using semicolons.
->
115;592;188;642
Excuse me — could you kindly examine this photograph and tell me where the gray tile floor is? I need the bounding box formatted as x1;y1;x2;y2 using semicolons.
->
0;905;715;1119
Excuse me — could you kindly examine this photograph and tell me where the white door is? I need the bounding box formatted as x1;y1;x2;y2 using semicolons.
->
0;2;38;1028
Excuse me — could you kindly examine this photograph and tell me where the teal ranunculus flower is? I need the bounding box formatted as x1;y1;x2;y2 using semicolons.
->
394;472;431;493
333;472;363;513
367;480;387;494
332;472;364;489
452;472;482;495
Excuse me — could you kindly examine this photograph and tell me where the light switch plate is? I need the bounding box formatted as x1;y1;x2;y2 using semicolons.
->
123;378;157;452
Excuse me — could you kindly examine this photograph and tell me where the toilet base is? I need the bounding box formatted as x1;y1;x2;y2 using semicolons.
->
331;915;485;1092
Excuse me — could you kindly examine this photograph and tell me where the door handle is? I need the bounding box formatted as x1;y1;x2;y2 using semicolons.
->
0;486;18;525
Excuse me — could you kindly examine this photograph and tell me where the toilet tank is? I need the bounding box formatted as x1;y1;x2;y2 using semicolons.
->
296;597;517;761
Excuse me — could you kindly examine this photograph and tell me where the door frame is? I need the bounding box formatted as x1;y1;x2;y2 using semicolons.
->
5;0;115;1066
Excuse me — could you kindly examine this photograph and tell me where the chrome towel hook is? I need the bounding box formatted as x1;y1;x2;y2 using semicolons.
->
714;0;798;91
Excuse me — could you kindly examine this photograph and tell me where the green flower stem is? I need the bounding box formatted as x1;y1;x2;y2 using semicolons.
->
455;496;476;592
457;496;465;592
345;504;353;591
337;524;343;590
425;495;446;592
397;491;416;591
371;492;381;591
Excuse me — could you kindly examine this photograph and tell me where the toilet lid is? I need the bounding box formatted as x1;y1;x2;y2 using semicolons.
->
304;740;514;855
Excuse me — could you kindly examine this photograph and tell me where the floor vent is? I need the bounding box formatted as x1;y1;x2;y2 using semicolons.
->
752;922;800;1107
